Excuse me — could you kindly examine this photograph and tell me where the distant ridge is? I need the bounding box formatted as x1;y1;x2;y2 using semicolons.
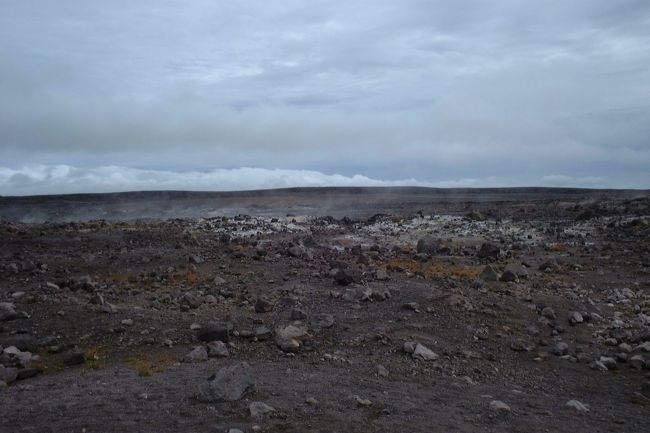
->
1;187;648;223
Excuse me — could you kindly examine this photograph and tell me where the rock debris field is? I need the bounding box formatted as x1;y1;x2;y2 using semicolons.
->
0;187;649;432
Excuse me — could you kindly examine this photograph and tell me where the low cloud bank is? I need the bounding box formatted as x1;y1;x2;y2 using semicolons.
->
0;165;637;196
0;165;428;196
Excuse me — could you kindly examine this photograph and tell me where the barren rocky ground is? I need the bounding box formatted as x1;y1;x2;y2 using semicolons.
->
1;188;649;433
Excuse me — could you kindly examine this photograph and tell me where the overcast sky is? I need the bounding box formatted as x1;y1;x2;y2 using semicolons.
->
1;0;649;194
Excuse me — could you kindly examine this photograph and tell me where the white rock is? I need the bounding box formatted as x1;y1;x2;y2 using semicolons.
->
566;400;589;412
355;396;372;406
489;400;511;412
412;343;439;361
249;401;276;418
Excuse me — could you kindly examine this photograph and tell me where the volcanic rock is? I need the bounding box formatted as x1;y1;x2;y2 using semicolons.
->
197;362;255;402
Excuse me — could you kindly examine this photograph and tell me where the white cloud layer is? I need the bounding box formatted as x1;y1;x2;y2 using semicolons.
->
1;1;649;191
0;165;633;196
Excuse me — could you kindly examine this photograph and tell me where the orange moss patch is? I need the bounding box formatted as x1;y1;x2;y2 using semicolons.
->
385;258;482;279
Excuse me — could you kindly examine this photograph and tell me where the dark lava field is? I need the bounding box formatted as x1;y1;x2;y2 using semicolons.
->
1;187;649;433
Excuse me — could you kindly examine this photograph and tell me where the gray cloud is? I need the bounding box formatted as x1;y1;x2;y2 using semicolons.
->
1;0;649;191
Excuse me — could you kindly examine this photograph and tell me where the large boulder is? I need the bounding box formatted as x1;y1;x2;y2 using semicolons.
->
197;362;256;402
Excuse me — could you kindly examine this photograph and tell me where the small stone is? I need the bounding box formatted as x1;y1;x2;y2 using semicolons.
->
553;342;569;356
197;321;232;342
370;288;391;301
479;265;500;282
253;326;272;341
599;356;617;369
589;360;608;371
403;302;420;312
311;313;335;331
207;341;229;358
629;355;645;369
416;236;443;254
355;396;372;406
604;337;618;346
500;270;518;282
489;400;511;413
62;349;86;366
290;308;307;320
510;339;531;352
181;293;202;309
541;307;556;320
375;267;389;280
100;303;117;314
254;297;274;313
0;303;17;322
539;259;559;272
566;400;589;412
275;325;310;352
182;346;208;363
305;397;318;405
403;341;417;354
615;342;632;353
568;312;583;326
637;341;650;352
412;343;439;361
190;323;202;331
197;362;256;402
0;366;18;384
287;245;303;258
376;364;389;377
333;268;362;286
189;254;204;264
249;401;276;418
121;319;134;327
478;243;501;260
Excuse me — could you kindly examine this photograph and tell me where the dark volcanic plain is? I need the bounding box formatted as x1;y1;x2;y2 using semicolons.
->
1;187;649;433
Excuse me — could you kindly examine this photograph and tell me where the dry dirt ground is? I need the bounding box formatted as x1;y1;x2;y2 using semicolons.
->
0;188;649;433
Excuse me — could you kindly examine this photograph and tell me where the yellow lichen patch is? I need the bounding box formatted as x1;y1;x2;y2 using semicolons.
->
168;269;201;286
385;258;482;279
85;348;104;370
126;353;176;377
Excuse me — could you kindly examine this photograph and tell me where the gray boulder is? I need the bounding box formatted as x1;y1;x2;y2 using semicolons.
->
0;303;17;322
183;346;208;363
197;362;255;402
197;321;232;343
416;236;443;255
0;365;18;384
478;243;501;260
